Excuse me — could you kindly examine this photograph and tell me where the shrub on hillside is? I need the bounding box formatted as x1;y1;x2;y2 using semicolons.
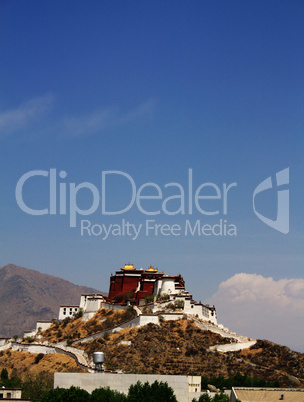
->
34;353;44;364
174;300;184;309
144;295;154;304
157;293;169;302
113;294;123;303
74;308;84;319
123;291;135;302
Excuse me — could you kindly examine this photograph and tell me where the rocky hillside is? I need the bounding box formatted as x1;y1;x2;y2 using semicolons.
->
75;319;304;386
1;265;303;389
0;264;103;338
38;310;304;387
0;349;86;381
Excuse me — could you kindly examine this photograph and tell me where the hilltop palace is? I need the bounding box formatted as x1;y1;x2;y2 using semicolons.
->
58;263;217;324
22;263;218;338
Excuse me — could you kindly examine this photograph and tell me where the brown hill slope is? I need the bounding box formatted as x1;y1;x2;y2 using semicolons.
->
39;310;304;387
0;349;86;381
0;264;102;338
74;319;304;386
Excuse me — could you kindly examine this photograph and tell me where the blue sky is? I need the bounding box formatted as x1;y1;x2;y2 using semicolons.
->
1;1;303;351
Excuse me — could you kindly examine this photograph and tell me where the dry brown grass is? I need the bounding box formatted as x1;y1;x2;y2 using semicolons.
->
33;311;304;388
240;347;263;357
74;320;245;375
40;308;136;344
0;349;86;381
70;320;304;387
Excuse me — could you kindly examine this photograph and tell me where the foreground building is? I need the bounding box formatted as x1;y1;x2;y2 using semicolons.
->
0;388;30;401
230;387;304;401
54;372;201;402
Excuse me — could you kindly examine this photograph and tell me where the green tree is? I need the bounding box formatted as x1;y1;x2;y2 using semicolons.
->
0;368;8;381
128;380;177;402
40;386;91;402
91;386;128;401
74;308;84;318
4;370;22;389
199;394;212;402
22;372;53;400
192;393;212;401
213;393;230;402
200;373;280;391
193;395;230;402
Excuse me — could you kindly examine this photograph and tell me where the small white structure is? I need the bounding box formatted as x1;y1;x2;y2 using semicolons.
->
36;320;52;332
80;294;106;320
58;294;106;321
150;287;217;325
23;329;36;338
153;276;176;296
0;388;27;400
58;305;79;320
22;321;52;339
0;338;11;346
188;375;202;393
182;296;217;324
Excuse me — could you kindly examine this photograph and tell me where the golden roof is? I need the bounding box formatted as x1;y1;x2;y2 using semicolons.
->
122;263;135;270
146;264;158;273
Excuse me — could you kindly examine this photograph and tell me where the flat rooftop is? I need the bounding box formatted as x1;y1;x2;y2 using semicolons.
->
233;387;304;402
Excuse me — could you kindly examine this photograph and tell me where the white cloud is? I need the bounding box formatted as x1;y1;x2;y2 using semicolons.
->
0;95;54;137
0;96;155;139
209;273;304;352
62;108;113;137
61;99;156;137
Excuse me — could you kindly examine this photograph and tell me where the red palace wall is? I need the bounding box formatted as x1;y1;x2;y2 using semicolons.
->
108;267;184;305
135;280;155;303
108;275;139;300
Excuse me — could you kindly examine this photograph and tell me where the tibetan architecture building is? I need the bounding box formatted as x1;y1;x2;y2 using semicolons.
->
108;263;185;305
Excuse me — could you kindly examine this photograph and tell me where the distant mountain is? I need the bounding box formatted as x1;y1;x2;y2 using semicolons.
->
0;264;103;338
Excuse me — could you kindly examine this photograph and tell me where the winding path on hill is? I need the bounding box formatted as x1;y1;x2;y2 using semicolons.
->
190;316;257;351
10;341;93;372
3;314;258;374
71;313;255;350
